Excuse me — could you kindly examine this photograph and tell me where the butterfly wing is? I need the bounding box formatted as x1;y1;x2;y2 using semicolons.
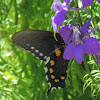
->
12;30;69;94
12;30;64;61
45;48;69;95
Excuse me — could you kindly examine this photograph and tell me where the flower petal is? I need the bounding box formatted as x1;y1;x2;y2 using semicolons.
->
54;11;65;26
52;0;64;11
63;42;75;60
97;0;100;3
64;0;73;5
58;25;72;43
52;17;58;32
82;0;94;8
83;37;100;54
80;18;92;38
88;27;94;37
74;44;84;64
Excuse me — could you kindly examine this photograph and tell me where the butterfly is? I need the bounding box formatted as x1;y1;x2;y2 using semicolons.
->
12;30;69;95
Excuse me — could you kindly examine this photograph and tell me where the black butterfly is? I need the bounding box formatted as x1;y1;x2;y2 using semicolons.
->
12;30;69;95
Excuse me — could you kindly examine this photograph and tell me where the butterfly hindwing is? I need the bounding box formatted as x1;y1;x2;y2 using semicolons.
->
12;30;64;61
45;48;68;95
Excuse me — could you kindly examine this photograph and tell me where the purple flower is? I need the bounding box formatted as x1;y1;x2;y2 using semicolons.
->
60;18;100;64
58;25;72;43
52;0;68;32
64;0;73;5
52;0;68;11
82;0;100;8
90;28;100;65
52;0;88;32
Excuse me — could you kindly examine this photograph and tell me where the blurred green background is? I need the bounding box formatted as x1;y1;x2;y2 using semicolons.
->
0;0;100;100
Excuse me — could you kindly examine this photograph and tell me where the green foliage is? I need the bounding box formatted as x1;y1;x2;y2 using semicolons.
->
0;0;100;100
83;70;100;100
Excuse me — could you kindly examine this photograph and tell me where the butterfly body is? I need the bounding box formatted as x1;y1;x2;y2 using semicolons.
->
12;30;68;94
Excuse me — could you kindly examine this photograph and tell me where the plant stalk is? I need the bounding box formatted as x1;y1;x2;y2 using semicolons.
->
75;0;82;27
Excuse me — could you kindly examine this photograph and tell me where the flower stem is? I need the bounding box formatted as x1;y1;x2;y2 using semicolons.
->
75;0;82;27
92;55;100;70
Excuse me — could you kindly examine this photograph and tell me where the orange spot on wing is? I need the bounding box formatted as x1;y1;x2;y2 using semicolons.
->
51;75;55;79
54;79;59;82
49;68;54;73
55;50;61;56
50;60;55;66
66;69;67;73
60;76;65;80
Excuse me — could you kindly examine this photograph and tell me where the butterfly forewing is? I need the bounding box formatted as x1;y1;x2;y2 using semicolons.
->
12;30;64;61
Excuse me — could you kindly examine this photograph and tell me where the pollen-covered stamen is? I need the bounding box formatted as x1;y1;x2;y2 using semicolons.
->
72;26;82;44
